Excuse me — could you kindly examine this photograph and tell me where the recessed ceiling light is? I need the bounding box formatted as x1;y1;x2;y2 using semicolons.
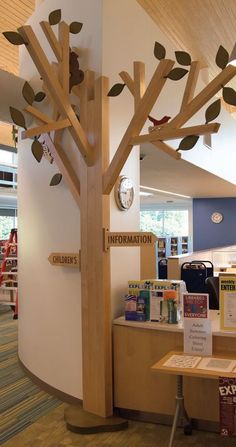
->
140;185;191;199
140;191;153;197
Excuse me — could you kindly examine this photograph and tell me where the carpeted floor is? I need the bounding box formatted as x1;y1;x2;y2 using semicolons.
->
0;304;61;444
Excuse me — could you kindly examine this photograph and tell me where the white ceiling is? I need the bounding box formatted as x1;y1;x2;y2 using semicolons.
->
140;142;236;204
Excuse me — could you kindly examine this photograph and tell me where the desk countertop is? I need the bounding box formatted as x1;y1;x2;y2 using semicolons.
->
113;310;236;338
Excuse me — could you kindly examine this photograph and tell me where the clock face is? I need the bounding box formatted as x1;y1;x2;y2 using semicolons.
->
211;212;223;224
115;176;134;211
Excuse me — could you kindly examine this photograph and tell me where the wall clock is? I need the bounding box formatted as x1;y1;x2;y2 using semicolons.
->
114;176;134;211
211;211;223;224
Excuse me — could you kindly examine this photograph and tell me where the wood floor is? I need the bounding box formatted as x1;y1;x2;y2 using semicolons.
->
2;402;236;447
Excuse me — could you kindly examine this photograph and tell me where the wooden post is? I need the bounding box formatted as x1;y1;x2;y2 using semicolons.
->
80;76;112;417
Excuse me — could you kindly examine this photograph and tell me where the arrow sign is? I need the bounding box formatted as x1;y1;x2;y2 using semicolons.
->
104;230;157;251
48;252;80;268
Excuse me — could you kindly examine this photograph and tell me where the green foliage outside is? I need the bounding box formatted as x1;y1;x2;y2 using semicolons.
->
140;210;188;237
0;217;15;240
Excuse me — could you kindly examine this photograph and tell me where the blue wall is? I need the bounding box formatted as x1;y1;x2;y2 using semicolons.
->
193;198;236;251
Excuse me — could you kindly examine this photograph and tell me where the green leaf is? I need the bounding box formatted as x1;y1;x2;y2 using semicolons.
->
175;51;191;66
177;135;199;151
9;107;26;129
215;45;229;70
50;173;62;186
154;41;166;60
165;68;188;80
223;86;236;106
205;99;221;124
31;140;43;163
69;22;83;34
3;31;26;45
34;91;46;102
107;83;126;97
22;81;35;105
48;9;61;25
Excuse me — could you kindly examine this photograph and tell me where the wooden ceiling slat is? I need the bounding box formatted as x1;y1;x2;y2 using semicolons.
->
138;0;236;98
0;0;34;75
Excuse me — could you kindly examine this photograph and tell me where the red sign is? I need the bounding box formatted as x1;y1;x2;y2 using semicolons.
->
219;376;236;437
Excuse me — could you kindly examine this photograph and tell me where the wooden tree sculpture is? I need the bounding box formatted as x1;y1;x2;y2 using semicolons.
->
3;10;236;422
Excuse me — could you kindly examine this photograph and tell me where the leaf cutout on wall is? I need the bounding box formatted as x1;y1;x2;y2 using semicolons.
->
177;135;199;151
9;107;26;129
175;51;191;66
3;31;26;45
50;173;62;186
34;91;46;102
107;83;126;97
205;98;221;124
215;45;229;70
31;140;43;163
223;86;236;106
70;22;83;34
22;81;35;105
165;68;188;80
154;41;166;60
49;9;61;25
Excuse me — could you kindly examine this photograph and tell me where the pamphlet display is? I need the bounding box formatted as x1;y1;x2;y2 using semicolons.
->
220;275;236;331
125;279;186;323
219;377;236;437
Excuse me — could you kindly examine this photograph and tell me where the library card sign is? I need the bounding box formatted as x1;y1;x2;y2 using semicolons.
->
103;231;157;251
48;252;80;269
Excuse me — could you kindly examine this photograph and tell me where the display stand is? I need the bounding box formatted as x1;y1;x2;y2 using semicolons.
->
151;350;236;447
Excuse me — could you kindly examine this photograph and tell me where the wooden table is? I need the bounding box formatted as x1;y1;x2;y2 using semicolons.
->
151;351;236;447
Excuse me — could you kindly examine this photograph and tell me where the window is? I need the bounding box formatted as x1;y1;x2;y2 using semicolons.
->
0;216;17;240
140;209;189;237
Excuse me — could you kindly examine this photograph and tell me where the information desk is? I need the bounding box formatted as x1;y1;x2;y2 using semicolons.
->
113;311;236;426
152;351;236;446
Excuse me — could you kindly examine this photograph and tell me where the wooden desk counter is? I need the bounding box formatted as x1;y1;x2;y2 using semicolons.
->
113;313;236;423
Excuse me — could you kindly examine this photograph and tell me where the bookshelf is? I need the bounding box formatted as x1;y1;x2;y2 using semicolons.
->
157;236;192;259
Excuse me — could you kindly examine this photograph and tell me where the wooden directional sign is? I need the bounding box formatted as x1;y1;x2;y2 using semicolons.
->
103;230;157;251
48;252;81;269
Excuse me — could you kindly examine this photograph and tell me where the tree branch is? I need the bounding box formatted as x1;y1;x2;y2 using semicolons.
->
103;59;175;194
170;64;236;128
130;122;220;144
22;119;71;139
18;25;94;166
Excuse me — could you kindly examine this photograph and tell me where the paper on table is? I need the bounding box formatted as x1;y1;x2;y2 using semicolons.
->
163;354;202;369
197;357;236;372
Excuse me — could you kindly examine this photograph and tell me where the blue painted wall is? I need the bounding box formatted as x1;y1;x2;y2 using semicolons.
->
193;198;236;251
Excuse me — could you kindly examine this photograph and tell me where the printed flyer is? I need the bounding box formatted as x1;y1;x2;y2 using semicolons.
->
183;293;208;319
219;377;236;437
219;275;236;331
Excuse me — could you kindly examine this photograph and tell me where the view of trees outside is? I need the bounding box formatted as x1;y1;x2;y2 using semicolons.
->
140;209;188;237
0;216;16;240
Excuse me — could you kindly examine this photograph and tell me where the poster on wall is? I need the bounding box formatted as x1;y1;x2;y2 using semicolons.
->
183;293;208;319
219;377;236;437
219;275;236;331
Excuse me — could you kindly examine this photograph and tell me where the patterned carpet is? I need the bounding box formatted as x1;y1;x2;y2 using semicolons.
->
0;305;61;444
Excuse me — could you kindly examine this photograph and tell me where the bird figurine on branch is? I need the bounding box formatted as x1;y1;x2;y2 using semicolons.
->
148;114;171;132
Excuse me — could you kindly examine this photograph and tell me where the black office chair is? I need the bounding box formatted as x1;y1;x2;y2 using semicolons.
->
205;276;219;310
